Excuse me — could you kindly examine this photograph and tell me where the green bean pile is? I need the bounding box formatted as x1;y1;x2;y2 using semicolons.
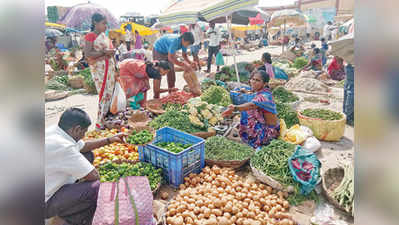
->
251;140;318;205
205;136;255;161
301;108;343;120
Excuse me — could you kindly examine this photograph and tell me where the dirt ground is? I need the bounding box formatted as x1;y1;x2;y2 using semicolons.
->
45;44;354;225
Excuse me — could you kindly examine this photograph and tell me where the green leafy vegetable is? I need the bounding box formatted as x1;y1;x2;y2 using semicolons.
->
127;130;153;145
98;162;163;190
276;102;300;128
272;86;299;103
292;57;308;69
149;110;206;133
200;85;231;107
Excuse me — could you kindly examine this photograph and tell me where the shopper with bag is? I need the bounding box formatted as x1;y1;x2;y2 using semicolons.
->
45;108;126;225
84;13;118;129
119;59;170;106
152;32;196;98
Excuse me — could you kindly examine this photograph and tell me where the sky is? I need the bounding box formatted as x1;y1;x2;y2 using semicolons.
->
45;0;296;18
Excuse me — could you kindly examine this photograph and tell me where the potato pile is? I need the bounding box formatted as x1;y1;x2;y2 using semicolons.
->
166;166;296;225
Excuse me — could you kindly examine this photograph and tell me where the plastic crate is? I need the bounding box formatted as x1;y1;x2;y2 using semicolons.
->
138;127;205;188
230;86;255;105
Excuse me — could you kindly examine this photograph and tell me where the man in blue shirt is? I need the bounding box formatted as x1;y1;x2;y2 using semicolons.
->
152;32;195;98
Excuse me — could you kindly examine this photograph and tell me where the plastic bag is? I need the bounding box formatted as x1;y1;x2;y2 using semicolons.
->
288;146;321;195
183;71;201;96
283;124;310;145
310;204;348;225
216;52;224;66
303;136;321;152
273;66;289;80
110;81;127;115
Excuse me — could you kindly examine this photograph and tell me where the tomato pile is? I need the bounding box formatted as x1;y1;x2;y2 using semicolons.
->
160;91;193;105
92;143;139;167
84;128;139;167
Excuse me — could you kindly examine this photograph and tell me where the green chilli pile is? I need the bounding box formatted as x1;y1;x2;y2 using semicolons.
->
98;162;163;191
200;85;231;107
251;140;318;205
205;136;255;161
126;130;153;145
272;87;299;103
301;108;343;120
155;142;192;154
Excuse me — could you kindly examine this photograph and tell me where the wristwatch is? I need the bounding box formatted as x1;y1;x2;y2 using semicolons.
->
234;106;238;111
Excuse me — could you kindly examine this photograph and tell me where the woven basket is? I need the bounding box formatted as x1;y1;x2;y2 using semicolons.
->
297;111;346;141
192;130;216;139
250;164;285;191
322;167;352;215
83;82;97;94
206;158;250;169
128;110;151;128
68;76;84;89
146;99;165;115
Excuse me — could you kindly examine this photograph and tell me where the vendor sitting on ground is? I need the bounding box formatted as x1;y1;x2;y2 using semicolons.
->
303;48;322;71
119;59;171;107
304;43;316;60
289;37;305;56
257;52;275;79
45;108;126;225
328;56;346;81
222;70;280;149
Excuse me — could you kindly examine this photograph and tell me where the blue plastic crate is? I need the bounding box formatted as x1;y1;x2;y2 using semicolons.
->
230;86;255;105
138;127;205;188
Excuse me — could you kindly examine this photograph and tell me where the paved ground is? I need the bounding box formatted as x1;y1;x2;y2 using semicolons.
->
45;44;354;225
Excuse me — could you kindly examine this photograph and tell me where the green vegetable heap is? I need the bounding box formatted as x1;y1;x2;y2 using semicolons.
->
98;162;163;190
251;140;318;205
272;87;299;103
149;110;206;133
127;130;153;145
301;108;343;120
276;102;300;128
205;136;255;161
200;85;231;107
292;57;308;69
155;142;192;154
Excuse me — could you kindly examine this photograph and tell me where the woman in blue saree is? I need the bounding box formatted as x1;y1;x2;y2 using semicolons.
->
222;70;280;149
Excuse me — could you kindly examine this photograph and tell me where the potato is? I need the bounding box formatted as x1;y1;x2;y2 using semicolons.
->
169;208;177;217
179;184;186;190
204;208;211;218
232;206;239;214
236;218;244;225
247;211;255;219
218;216;231;225
211;209;222;216
236;212;243;218
282;200;290;209
278;219;293;225
205;217;218;225
198;214;205;220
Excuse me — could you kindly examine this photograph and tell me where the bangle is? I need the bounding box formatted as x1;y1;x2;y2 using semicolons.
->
234;106;238;111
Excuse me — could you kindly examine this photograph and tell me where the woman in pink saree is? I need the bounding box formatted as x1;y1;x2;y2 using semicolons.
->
84;13;117;129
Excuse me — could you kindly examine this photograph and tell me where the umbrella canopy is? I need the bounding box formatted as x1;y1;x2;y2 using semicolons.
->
116;22;158;36
210;9;268;25
45;28;64;37
249;13;264;25
159;0;259;25
270;9;306;27
58;3;119;31
329;32;354;64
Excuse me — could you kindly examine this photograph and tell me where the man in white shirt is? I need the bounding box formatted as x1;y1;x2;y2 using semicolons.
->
45;108;125;225
124;26;132;51
189;23;203;71
323;21;333;40
306;23;312;41
205;22;221;73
